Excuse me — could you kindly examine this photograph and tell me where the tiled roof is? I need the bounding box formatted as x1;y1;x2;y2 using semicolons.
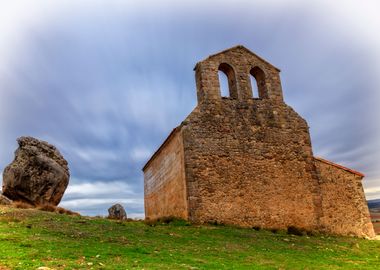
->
314;156;365;177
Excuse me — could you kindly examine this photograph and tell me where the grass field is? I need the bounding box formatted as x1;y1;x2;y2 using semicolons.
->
0;206;380;270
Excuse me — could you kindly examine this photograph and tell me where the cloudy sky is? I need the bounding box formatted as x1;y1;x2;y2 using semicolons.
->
0;0;379;217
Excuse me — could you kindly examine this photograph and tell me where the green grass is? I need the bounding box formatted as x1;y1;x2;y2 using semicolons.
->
0;206;380;269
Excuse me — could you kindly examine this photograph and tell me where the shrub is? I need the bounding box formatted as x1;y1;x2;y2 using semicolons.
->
207;220;225;226
144;218;157;227
11;200;79;217
55;206;80;216
36;203;79;216
270;228;279;234
170;219;191;226
306;230;319;237
37;204;56;212
160;216;176;224
12;201;34;209
144;216;190;226
287;226;306;236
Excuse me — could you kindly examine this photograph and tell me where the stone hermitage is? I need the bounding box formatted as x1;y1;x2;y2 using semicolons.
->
143;46;374;237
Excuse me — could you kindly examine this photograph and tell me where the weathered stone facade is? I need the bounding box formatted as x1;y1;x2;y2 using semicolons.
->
315;157;374;237
143;46;375;237
144;128;188;220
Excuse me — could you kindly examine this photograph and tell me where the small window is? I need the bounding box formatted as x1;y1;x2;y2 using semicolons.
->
218;70;229;97
218;63;238;99
250;67;267;98
249;74;259;98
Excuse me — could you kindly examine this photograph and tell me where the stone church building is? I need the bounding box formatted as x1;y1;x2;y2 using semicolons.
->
143;46;374;237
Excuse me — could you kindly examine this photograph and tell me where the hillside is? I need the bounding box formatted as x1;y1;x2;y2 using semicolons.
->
0;206;380;270
368;200;380;234
368;199;380;210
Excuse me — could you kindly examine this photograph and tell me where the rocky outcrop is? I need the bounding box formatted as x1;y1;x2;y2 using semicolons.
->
0;192;12;205
108;204;127;220
2;136;70;206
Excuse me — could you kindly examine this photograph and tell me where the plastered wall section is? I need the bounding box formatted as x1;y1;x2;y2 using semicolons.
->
316;159;375;237
182;99;322;230
144;129;188;220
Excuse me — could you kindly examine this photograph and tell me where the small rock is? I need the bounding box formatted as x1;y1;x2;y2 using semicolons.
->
108;203;127;220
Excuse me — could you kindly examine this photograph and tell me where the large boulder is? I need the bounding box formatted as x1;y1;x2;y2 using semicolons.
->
2;136;70;206
108;204;127;220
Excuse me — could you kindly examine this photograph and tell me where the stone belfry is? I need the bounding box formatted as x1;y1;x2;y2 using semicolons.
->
143;46;374;238
195;45;283;103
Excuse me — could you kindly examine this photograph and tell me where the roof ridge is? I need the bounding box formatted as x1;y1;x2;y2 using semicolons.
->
197;45;281;72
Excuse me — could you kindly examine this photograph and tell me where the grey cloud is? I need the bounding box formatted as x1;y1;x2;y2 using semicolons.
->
0;1;379;215
60;180;144;217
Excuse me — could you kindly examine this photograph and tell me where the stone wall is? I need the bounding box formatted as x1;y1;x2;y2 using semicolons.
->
316;158;375;237
181;98;322;230
195;46;283;103
178;46;322;230
143;128;188;220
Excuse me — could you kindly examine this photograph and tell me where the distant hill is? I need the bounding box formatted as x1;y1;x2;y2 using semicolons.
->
368;199;380;234
0;205;380;269
368;199;380;210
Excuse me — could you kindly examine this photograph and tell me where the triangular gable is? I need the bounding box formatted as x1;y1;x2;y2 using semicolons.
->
199;45;281;72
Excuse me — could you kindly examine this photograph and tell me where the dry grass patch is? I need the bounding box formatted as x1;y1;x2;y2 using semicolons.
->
12;201;34;209
10;201;79;216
